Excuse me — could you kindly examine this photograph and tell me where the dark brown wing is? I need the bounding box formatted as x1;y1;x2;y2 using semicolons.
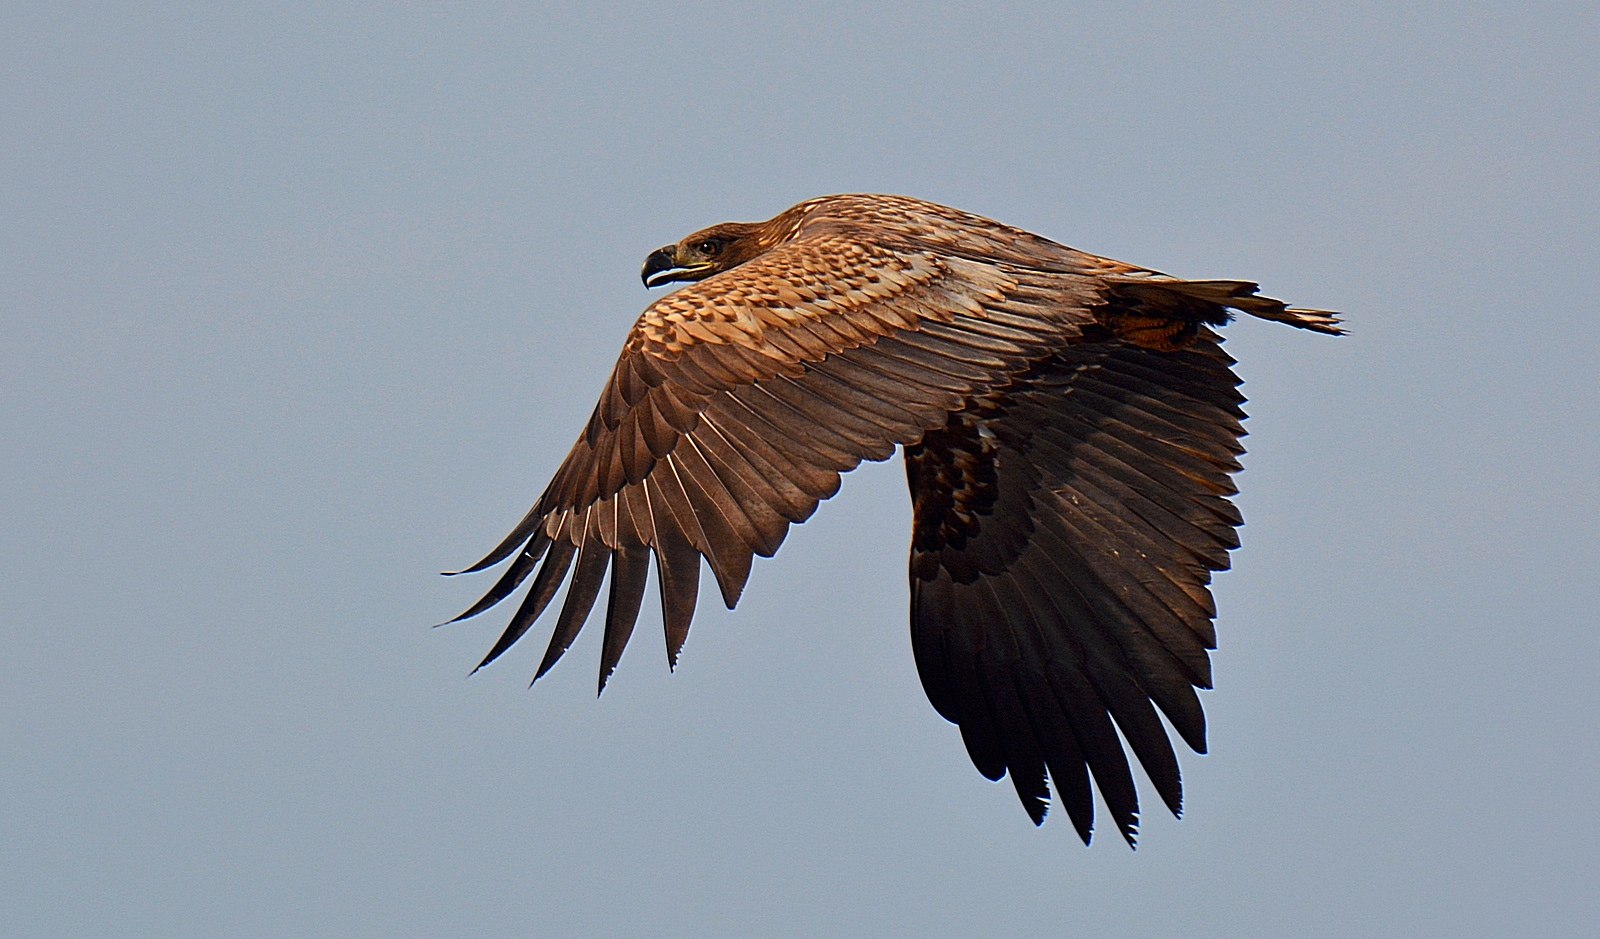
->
906;329;1246;845
448;228;1102;691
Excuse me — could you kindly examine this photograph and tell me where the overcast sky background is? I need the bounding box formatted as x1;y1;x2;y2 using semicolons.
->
5;4;1597;936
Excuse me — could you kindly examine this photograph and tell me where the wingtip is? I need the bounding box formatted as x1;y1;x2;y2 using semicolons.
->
441;556;498;577
434;608;477;629
441;558;495;577
532;656;560;685
474;643;510;676
444;537;532;578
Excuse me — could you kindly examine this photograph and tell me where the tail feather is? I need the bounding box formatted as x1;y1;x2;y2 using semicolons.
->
1107;275;1345;335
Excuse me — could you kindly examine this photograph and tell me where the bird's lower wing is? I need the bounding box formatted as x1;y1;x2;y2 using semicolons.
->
906;332;1247;845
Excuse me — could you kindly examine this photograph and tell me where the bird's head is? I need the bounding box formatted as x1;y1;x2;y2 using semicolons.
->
641;222;767;288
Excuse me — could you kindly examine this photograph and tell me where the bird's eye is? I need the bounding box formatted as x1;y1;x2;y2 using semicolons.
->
696;239;722;257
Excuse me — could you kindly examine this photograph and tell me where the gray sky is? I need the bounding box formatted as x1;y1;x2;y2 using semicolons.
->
5;3;1597;936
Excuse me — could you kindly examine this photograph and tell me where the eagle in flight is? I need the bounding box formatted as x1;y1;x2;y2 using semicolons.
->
447;194;1341;846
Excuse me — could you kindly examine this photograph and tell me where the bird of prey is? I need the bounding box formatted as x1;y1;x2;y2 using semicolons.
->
446;193;1341;846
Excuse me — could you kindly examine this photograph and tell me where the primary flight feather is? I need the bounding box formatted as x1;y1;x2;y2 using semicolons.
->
446;193;1341;846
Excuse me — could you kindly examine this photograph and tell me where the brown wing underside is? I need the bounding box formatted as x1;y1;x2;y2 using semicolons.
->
906;333;1245;844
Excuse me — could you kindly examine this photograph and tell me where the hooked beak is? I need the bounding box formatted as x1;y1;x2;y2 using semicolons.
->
641;247;676;287
641;246;713;288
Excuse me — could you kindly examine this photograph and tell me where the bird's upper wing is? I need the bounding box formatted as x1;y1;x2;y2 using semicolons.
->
906;331;1246;844
450;226;1106;690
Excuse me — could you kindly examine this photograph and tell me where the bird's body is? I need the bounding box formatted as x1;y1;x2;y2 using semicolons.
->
448;194;1340;845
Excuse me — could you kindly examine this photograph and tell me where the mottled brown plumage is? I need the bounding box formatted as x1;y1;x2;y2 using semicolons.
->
447;193;1341;845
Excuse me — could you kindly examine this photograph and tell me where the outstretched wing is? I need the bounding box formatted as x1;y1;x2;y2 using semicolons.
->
906;330;1247;845
449;227;1104;691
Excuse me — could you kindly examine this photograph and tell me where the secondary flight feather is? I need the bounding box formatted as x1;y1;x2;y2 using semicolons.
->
445;193;1341;845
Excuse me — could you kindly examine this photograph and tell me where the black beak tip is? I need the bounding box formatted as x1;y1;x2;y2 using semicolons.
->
641;246;676;288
